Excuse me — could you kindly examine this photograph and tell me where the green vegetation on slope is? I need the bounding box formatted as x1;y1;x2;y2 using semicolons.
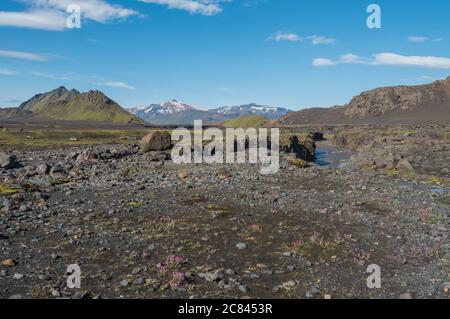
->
15;87;145;125
222;115;268;128
35;100;144;124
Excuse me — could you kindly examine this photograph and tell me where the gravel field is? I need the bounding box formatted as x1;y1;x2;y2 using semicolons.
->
0;126;449;299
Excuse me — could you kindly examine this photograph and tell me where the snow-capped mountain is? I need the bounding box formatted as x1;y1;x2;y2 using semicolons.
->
129;101;291;125
129;100;195;117
211;103;290;119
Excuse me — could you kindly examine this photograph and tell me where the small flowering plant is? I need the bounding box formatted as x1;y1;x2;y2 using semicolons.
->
156;255;187;290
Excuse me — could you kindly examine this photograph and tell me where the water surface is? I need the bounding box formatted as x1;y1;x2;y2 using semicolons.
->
315;143;357;168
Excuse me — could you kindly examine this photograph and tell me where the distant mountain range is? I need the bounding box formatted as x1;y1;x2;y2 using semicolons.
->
0;88;290;126
1;87;144;125
280;76;450;125
128;101;291;125
4;77;448;127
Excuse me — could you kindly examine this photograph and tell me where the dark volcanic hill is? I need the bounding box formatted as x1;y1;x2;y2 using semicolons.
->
280;76;450;125
1;87;144;125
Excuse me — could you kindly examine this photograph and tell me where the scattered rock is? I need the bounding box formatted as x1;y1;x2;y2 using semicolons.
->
200;270;224;283
396;159;414;171
441;282;450;294
225;269;236;276
238;285;247;293
0;130;447;299
50;289;60;297
35;163;51;175
218;167;231;179
283;281;296;288
0;151;17;169
13;273;24;280
305;286;320;298
178;170;190;179
76;149;98;163
2;259;18;267
49;162;66;178
399;292;414;299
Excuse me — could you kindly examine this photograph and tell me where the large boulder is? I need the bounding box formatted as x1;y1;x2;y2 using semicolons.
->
49;162;66;178
0;151;17;169
140;131;172;153
281;135;316;162
396;159;414;171
76;149;98;163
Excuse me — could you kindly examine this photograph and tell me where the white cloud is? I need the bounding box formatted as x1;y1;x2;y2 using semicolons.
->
401;75;434;82
407;36;444;43
267;31;301;42
268;32;336;44
313;54;366;66
407;36;429;43
313;52;450;69
307;35;336;45
0;0;138;31
0;9;67;31
29;0;138;22
0;68;18;76
138;0;227;16
373;53;450;68
94;81;136;90
417;75;434;81
312;58;335;67
29;71;70;80
0;49;48;61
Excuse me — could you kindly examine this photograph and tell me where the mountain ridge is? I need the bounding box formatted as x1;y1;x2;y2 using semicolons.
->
280;76;450;125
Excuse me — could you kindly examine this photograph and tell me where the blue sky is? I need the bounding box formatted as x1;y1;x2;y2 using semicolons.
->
1;0;450;110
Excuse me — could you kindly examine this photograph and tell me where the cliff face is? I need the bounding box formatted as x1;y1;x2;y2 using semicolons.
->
280;77;450;125
344;77;450;118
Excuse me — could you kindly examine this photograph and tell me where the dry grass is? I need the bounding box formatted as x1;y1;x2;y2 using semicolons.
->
0;128;151;149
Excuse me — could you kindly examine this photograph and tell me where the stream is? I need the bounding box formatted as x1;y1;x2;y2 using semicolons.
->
314;143;357;168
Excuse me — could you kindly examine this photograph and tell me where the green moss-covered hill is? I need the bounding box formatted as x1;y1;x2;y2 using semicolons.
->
222;115;269;128
16;87;144;125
